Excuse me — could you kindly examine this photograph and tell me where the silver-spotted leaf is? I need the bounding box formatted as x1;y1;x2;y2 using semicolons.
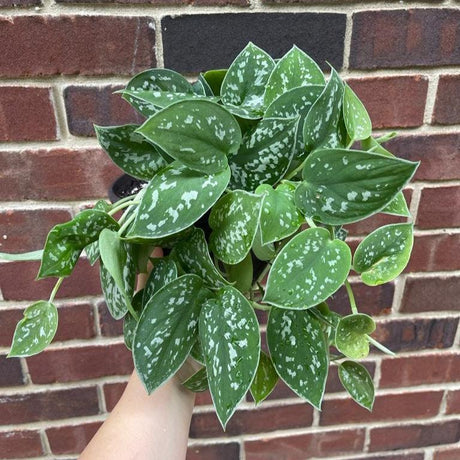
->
182;367;209;392
199;285;260;428
267;308;328;409
338;361;375;411
123;290;144;351
381;192;411;217
295;148;419;225
129;163;230;239
136;100;241;174
343;85;372;142
264;228;351;310
85;200;113;265
250;350;278;405
133;274;209;393
252;227;276;261
142;257;178;305
209;190;263;264
335;314;376;360
353;223;414;286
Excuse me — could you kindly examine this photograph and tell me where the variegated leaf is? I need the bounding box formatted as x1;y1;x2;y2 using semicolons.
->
250;350;279;405
343;84;372;142
85;200;113;265
338;361;375;411
123;290;144;351
381;192;411;217
335;314;376;360
182;367;209;392
142;258;178;306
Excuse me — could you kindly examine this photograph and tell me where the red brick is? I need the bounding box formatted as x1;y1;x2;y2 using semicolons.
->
379;353;460;388
433;75;460;125
0;87;57;141
57;0;248;5
194;389;213;406
187;443;240;460
0;430;43;459
401;275;460;313
190;403;313;438
348;76;428;128
64;85;143;137
103;381;127;412
245;429;365;459
343;454;424;460
46;421;102;455
0;148;121;202
369;420;460;452
350;9;460;69
0;258;102;301
320;390;443;426
386;133;460;181
434;446;460;460
0;0;41;5
417;186;460;229
374;317;458;353
0;386;99;424
0;16;155;77
0;354;24;387
98;301;123;337
27;343;133;383
446;389;460;415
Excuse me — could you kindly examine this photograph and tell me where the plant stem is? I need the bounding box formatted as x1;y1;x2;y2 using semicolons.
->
306;217;317;228
346;139;355;149
108;200;140;217
49;277;64;303
117;212;136;236
344;280;358;315
252;301;271;312
284;158;307;181
367;335;395;356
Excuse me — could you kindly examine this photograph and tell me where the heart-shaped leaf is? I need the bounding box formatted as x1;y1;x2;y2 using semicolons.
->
264;228;351;310
295;148;419;225
335;314;376;360
129;163;230;239
250;350;279;405
142;257;178;305
199;285;260;428
182;367;209;392
228;117;299;191
338;360;375;411
353;223;414;286
133;274;210;393
136;100;241;174
264;46;325;107
94;124;168;181
343;84;372;142
267;307;328;409
209;190;263;264
9;301;58;357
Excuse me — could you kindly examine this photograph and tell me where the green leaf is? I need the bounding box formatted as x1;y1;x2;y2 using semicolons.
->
343;84;372;142
256;183;303;245
123;290;144;351
252;227;276;261
39;210;119;279
335;314;376;360
129;163;230;239
171;228;227;289
295;148;419;225
353;223;414;286
0;250;43;261
264;46;325;107
250;350;278;405
381;192;411;217
338;361;375;411
209;190;263;264
225;251;253;294
221;42;275;117
199;285;260;428
136;100;241;174
95;124;168;181
133;275;210;394
267;307;328;409
190;338;205;365
142;258;178;306
182;367;209;392
264;228;351;310
85;200;113;265
9;301;58;357
228;117;299;191
202;69;227;96
123;68;193;117
303;68;345;151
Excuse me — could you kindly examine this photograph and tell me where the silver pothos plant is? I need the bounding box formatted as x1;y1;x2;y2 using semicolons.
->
2;43;419;428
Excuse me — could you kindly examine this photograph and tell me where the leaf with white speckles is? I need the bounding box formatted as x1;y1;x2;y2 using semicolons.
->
38;210;119;279
264;228;351;310
142;258;178;305
338;361;375;411
123;290;144;351
381;192;411;217
335;314;376;360
255;183;303;245
123;68;193;117
303;68;345;152
182;367;209;392
228;117;299;191
136;100;241;174
8;301;58;357
129;162;230;239
353;223;413;286
343;84;372;142
94;124;168;181
250;350;278;405
133;274;210;394
199;285;260;428
209;190;263;265
267;307;328;409
221;42;275;118
85;200;113;265
264;46;325;107
295;148;419;225
171;228;227;289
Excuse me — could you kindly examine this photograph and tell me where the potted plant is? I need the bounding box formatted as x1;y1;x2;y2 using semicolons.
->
1;43;418;428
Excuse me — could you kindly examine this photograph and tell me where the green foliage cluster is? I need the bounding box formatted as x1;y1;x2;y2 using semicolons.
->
2;43;418;428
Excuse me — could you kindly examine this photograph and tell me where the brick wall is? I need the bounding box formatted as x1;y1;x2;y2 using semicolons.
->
0;1;459;459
